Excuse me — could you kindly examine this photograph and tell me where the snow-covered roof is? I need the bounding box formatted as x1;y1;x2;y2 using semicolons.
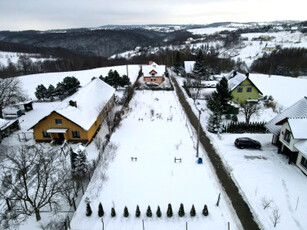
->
295;140;307;157
31;78;115;131
0;119;9;130
0;118;18;131
142;62;165;77
54;78;115;131
184;61;195;74
265;97;307;136
227;72;248;91
287;117;307;139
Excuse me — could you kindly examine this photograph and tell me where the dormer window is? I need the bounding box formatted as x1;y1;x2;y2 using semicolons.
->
284;129;291;143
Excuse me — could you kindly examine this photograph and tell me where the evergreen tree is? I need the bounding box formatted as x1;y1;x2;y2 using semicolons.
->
62;76;80;96
190;205;196;217
193;50;209;80
119;75;131;87
173;51;184;75
178;203;185;217
202;205;209;216
215;77;233;113
156;206;162;218
207;113;222;133
35;84;48;101
123;206;129;217
86;203;92;216
55;82;65;100
146;205;152;217
47;84;56;101
111;207;116;217
72;150;88;181
167;203;173;217
135;205;141;217
98;202;104;217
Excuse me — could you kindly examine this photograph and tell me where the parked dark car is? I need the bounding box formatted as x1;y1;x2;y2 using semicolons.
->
234;137;261;149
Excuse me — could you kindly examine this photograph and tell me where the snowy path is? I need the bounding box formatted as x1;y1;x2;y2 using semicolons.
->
70;90;240;230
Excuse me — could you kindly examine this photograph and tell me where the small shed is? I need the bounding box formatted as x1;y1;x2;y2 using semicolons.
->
0;118;20;143
2;108;22;119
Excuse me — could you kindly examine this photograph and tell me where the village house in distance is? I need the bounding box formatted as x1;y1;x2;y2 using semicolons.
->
141;61;166;85
30;78;115;143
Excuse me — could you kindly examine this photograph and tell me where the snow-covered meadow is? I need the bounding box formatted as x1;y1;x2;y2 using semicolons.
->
70;91;241;230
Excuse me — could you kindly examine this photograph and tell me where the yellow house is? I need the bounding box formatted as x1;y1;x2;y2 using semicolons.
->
142;61;165;85
228;72;262;104
30;78;115;143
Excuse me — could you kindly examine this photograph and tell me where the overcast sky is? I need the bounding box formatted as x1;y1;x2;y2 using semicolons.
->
0;0;306;31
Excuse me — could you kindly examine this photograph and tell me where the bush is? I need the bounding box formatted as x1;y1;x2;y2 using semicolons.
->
167;203;173;217
202;205;209;216
135;205;141;217
146;206;152;217
86;203;92;216
190;205;196;217
123;206;129;217
111;207;116;217
156;206;162;218
223;121;268;133
98;202;104;217
178;203;185;217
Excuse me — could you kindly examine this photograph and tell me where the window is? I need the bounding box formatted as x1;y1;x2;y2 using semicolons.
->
55;119;62;125
300;156;307;170
284;129;291;143
237;87;243;93
247;87;252;92
72;131;80;138
42;131;50;138
151;78;156;82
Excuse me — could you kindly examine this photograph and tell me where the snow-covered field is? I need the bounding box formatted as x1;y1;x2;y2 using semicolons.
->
188;27;237;35
70;91;241;230
17;65;141;100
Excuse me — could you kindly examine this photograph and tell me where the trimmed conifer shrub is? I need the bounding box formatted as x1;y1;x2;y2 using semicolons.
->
202;204;209;216
146;205;152;217
135;205;141;217
190;205;196;217
167;203;173;217
111;207;116;217
98;202;104;217
156;206;162;218
178;203;185;217
86;203;92;216
124;206;129;217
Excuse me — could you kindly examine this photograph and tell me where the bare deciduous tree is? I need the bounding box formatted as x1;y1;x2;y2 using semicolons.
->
261;197;273;210
272;208;281;227
240;102;259;124
0;146;65;221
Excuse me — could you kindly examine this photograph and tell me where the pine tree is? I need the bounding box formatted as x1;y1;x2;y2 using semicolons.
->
207;113;222;133
173;51;184;75
111;207;116;217
146;205;152;217
167;203;173;217
35;84;48;101
193;50;209;80
202;205;209;216
156;206;162;218
190;205;196;217
135;205;141;217
178;203;185;217
215;77;233;114
86;203;92;216
123;206;129;217
47;84;56;101
98;202;104;217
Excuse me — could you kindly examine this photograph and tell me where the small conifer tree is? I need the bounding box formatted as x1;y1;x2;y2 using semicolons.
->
178;203;185;217
111;207;116;217
167;203;173;217
124;206;129;217
156;206;162;218
135;205;141;217
190;205;196;217
86;203;92;216
146;205;152;217
98;202;104;217
202;204;209;216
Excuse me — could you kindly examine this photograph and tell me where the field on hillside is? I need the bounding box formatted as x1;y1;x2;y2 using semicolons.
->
70;91;241;230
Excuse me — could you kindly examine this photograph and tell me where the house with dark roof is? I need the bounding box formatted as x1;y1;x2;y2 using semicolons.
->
29;78;115;143
228;71;262;104
265;97;307;174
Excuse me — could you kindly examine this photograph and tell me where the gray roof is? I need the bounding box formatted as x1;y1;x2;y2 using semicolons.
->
295;140;307;156
265;97;307;136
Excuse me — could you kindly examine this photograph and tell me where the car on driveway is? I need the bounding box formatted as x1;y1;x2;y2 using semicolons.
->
234;137;261;149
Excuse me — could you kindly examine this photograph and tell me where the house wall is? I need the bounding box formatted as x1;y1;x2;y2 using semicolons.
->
33;112;91;142
144;76;164;84
296;152;307;175
231;78;260;104
279;122;300;152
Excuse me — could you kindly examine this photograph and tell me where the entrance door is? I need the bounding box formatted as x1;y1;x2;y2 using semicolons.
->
58;133;64;144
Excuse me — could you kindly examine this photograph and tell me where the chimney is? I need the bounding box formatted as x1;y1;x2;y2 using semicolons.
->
233;71;237;77
69;100;77;107
246;73;249;78
148;61;153;65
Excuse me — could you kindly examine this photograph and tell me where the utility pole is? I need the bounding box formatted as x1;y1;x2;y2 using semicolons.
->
196;109;201;158
101;218;104;230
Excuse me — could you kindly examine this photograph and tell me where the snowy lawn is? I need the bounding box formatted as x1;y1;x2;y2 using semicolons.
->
70;91;241;230
208;133;307;230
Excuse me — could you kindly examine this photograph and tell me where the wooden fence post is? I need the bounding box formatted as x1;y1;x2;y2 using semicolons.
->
216;193;221;206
